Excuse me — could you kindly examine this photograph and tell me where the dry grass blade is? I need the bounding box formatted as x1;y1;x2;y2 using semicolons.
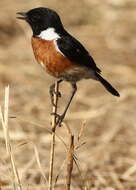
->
65;123;72;136
0;86;22;190
66;134;74;190
54;159;66;188
48;81;60;190
75;141;86;150
78;120;87;142
16;117;67;149
4;86;9;154
109;166;124;190
122;162;136;180
73;157;84;189
34;144;48;185
93;171;107;185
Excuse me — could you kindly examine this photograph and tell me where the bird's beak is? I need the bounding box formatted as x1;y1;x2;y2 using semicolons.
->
16;12;27;20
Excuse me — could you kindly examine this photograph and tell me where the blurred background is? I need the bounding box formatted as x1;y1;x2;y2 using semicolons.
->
0;0;136;189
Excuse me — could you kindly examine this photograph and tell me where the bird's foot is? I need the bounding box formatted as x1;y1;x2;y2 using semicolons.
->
51;112;65;127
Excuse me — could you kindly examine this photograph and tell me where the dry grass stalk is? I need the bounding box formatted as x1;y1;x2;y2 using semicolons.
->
16;118;67;149
75;120;87;150
54;159;66;188
66;134;74;190
48;81;60;190
109;166;124;190
121;162;136;180
65;122;86;189
73;158;85;189
78;120;87;142
0;86;22;190
34;144;48;185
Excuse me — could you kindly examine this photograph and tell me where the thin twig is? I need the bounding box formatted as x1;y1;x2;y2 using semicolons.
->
54;158;66;188
34;144;48;185
0;86;22;190
66;134;74;190
65;123;72;136
109;166;124;190
73;157;85;189
121;162;136;180
48;81;60;190
16;117;67;149
78;120;87;142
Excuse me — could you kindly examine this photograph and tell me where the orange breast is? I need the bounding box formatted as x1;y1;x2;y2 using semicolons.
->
31;37;75;77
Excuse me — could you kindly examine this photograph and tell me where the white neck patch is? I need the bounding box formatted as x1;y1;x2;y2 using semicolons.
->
38;28;60;40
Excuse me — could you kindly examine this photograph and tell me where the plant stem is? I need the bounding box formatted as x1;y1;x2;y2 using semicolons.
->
48;81;60;190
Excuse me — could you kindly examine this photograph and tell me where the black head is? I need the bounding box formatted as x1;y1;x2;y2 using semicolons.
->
17;7;64;36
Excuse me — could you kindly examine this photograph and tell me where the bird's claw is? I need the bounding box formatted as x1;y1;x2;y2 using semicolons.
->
51;112;65;127
55;91;61;98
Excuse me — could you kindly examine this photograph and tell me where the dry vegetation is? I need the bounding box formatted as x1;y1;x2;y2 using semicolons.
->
0;0;136;189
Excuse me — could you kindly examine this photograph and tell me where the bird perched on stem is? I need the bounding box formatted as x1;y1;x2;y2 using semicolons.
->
17;7;120;126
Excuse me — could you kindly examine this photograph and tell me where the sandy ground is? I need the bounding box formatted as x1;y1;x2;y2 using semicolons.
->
0;0;136;189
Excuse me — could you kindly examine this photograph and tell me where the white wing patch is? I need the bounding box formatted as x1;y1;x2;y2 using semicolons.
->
54;40;64;56
38;28;60;40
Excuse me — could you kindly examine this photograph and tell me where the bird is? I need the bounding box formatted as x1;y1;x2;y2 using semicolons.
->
17;7;120;126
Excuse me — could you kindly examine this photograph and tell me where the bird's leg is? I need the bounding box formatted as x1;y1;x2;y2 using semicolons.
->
49;79;63;106
53;83;77;126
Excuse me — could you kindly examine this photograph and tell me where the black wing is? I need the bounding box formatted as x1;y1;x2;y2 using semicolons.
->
57;35;101;73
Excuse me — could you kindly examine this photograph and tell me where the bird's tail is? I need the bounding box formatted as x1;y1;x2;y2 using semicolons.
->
95;72;120;97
